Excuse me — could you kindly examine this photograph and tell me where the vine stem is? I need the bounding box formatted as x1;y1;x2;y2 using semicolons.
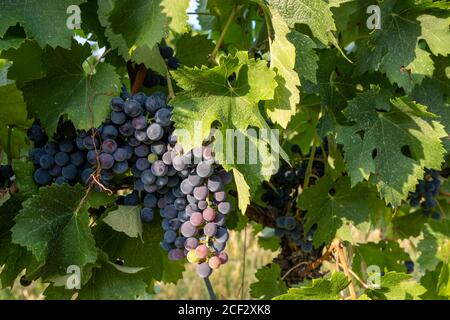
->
337;263;369;289
281;238;339;280
209;5;243;64
166;70;175;100
239;225;248;299
302;141;317;190
335;242;357;300
204;277;217;300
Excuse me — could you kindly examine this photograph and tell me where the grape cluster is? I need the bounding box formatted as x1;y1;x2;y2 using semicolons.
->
162;156;233;278
409;169;442;219
0;165;14;188
28;121;88;186
106;90;233;277
258;142;327;284
142;45;180;89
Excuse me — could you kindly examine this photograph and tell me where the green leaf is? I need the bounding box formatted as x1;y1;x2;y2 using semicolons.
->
288;31;318;84
336;90;447;207
417;219;450;272
420;261;450;300
171;51;276;151
11;184;113;275
94;220;184;284
273;272;349;300
12;159;38;197
161;0;189;34
77;261;148;299
265;8;300;128
0;0;86;48
270;0;337;45
175;34;215;68
0;83;31;158
298;176;382;246
353;241;410;276
108;0;167;50
418;14;450;56
365;272;426;300
1;40;45;85
355;0;446;92
0;195;32;288
0;25;26;51
23;41;121;135
103;205;143;238
250;264;286;299
97;0;167;75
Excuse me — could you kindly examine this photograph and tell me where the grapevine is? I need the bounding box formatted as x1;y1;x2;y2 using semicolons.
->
0;0;449;302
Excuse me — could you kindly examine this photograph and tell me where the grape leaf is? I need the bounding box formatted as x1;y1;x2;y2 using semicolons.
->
175;34;215;68
353;241;410;276
287;31;318;84
11;184;113;275
0;25;26;51
355;0;447;92
1;40;44;85
0;83;31;158
417;219;450;272
365;272;426;300
97;0;167;75
12;159;38;197
103;205;143;238
336;90;447;207
0;195;32;288
108;0;167;50
265;8;300;128
273;272;349;300
270;0;337;45
250;264;286;299
161;0;189;34
77;261;148;300
94;220;184;284
298;176;382;246
0;0;86;48
23;41;121;135
171;51;276;151
420;261;450;300
418;14;450;56
231;169;251;215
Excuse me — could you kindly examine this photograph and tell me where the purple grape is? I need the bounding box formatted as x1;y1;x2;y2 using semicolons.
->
181;221;197;237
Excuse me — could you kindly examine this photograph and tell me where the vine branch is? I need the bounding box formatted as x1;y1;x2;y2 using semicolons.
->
209;5;243;64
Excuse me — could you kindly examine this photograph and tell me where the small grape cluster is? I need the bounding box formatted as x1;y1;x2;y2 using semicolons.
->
260;142;327;281
142;45;180;89
28;121;88;186
409;169;442;219
275;216;316;252
0;165;14;189
163;155;233;278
